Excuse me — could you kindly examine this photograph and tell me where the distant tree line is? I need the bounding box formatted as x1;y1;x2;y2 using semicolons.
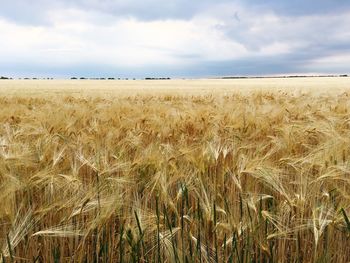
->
1;75;348;80
145;77;171;80
71;77;119;80
222;74;348;79
71;77;139;80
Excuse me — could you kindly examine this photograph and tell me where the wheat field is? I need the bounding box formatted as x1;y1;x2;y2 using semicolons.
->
1;78;350;262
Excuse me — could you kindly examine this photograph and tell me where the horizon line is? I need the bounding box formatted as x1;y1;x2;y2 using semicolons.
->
1;74;349;81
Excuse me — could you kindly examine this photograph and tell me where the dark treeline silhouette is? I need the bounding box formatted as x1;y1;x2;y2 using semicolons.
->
2;75;348;81
71;77;126;80
222;74;348;79
145;77;171;80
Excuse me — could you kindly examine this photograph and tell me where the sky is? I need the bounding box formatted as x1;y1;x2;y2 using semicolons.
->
0;0;350;78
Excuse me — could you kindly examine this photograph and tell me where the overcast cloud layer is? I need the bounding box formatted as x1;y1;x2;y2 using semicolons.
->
1;0;350;77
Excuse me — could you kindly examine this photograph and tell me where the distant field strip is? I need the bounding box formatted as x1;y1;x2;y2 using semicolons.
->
1;77;350;97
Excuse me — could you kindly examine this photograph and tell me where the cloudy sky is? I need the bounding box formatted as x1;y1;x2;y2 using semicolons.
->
0;0;350;78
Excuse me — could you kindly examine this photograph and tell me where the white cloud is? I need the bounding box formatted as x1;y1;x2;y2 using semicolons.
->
0;1;349;76
0;9;250;68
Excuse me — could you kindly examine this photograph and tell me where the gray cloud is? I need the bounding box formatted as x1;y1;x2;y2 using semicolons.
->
244;0;350;16
0;0;231;25
0;0;349;77
2;0;350;25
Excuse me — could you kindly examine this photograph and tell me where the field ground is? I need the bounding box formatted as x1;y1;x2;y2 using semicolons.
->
1;77;350;97
1;77;350;262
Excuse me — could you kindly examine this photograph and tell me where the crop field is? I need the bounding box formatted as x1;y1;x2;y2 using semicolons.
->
1;77;350;262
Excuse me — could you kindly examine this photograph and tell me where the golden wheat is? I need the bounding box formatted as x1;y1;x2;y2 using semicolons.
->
1;79;350;262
